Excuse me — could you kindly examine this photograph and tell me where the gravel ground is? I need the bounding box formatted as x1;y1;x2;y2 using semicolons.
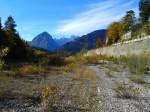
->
89;62;150;112
0;62;150;112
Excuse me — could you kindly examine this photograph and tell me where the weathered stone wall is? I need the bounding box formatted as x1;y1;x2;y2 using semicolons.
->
86;36;150;57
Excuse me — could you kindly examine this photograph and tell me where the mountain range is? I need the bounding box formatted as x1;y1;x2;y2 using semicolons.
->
58;29;107;53
54;35;78;46
29;29;107;52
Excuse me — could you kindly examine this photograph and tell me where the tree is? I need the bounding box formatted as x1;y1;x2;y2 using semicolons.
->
107;22;124;44
96;37;102;48
0;17;3;46
0;17;2;30
0;16;32;60
139;0;150;24
4;16;17;33
121;10;136;32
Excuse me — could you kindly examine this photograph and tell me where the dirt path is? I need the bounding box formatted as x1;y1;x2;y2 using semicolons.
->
89;63;150;112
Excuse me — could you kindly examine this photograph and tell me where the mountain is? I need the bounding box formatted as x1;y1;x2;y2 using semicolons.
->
55;35;78;46
58;29;107;53
29;32;59;51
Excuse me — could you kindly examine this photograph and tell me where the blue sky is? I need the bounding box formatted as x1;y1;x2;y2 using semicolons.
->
0;0;139;40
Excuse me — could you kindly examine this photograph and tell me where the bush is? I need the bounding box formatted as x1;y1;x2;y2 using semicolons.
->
47;55;65;66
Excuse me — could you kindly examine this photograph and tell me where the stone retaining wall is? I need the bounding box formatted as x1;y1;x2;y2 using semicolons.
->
86;36;150;57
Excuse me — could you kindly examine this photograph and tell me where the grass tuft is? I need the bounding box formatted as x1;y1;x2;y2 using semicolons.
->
114;83;141;99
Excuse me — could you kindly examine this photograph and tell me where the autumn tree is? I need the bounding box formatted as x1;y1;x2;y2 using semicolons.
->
139;0;150;24
96;37;102;48
107;22;124;44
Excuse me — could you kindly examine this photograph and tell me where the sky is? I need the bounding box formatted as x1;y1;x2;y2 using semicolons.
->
0;0;139;41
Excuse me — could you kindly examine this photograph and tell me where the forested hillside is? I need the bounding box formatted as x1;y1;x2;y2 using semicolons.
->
0;16;32;60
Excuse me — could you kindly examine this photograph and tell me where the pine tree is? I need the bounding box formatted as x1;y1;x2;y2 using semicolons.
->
4;16;17;33
121;10;136;32
139;0;150;24
0;17;2;29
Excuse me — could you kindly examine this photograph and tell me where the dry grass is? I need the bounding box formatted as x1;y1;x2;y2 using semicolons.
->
120;54;150;74
85;55;100;64
129;75;146;84
85;52;150;75
0;72;9;80
61;63;77;75
38;84;59;101
0;78;11;97
72;66;97;81
114;83;141;99
17;65;46;76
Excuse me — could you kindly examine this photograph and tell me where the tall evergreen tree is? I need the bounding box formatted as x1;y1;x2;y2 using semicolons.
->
1;16;32;59
4;16;17;33
0;17;2;30
121;10;136;32
139;0;150;23
0;17;2;46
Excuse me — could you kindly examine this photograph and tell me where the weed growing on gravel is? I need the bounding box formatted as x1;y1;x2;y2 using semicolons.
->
106;70;114;77
39;85;59;101
114;83;141;99
129;75;146;84
61;63;77;75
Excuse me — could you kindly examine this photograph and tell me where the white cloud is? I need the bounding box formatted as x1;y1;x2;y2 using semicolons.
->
56;0;138;36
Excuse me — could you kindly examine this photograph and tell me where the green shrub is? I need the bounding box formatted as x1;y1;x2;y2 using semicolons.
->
48;55;65;66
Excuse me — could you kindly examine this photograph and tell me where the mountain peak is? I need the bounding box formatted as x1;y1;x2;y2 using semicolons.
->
41;31;50;35
36;32;52;39
30;32;59;51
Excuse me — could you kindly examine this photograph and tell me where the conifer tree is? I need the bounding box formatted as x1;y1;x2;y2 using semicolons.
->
0;17;2;29
121;10;136;32
139;0;150;23
4;16;17;33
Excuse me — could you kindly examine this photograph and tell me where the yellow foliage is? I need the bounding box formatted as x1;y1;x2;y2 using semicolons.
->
107;22;124;44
